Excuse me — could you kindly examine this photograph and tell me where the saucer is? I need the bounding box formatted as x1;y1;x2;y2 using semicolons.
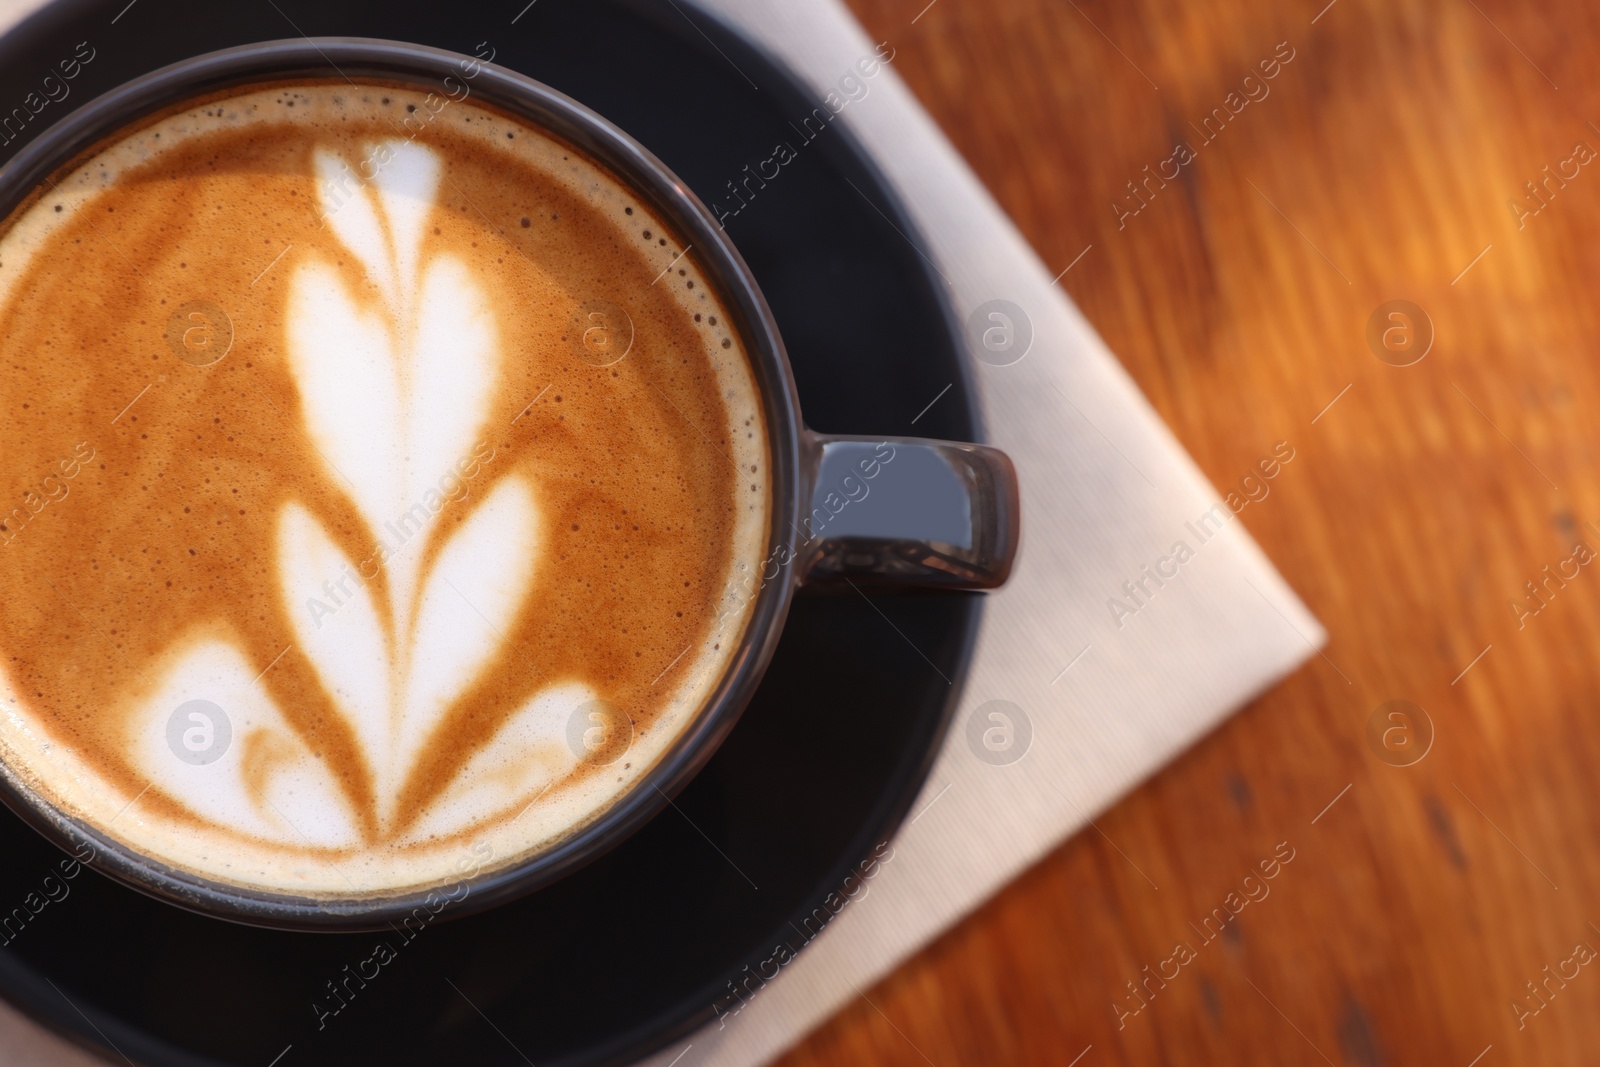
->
0;1;979;1063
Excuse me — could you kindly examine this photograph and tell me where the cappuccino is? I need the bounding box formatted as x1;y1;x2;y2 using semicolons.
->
0;81;769;896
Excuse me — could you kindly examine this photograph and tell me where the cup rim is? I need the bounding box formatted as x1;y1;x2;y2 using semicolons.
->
0;36;807;931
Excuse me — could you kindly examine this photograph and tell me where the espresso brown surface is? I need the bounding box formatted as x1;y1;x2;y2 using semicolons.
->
776;0;1600;1064
0;84;750;848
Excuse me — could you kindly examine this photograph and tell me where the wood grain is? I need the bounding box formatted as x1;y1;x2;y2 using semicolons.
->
780;0;1600;1063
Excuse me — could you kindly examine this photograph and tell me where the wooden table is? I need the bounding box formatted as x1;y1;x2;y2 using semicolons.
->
781;0;1600;1063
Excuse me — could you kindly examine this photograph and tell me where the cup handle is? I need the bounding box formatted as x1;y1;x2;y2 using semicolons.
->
795;432;1020;589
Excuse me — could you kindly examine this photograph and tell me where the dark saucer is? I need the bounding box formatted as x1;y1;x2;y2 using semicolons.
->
0;1;981;1064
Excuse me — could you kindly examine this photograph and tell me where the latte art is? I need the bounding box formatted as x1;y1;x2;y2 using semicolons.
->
0;83;769;895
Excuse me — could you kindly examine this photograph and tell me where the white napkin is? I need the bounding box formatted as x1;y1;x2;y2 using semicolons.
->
627;3;1322;1064
0;1;1322;1064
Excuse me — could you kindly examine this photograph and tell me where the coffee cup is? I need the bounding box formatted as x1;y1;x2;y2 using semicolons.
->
0;38;1018;930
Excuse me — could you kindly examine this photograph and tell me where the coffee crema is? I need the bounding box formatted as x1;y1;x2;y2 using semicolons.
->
0;81;769;896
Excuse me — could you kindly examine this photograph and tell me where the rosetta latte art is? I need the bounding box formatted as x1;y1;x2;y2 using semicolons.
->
127;141;597;848
0;82;769;895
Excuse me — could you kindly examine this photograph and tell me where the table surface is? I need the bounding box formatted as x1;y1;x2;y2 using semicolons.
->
780;0;1600;1064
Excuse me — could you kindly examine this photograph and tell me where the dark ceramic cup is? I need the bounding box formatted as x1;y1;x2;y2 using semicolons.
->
0;38;1019;930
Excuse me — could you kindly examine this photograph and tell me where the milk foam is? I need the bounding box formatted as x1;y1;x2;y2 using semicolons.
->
0;83;769;896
